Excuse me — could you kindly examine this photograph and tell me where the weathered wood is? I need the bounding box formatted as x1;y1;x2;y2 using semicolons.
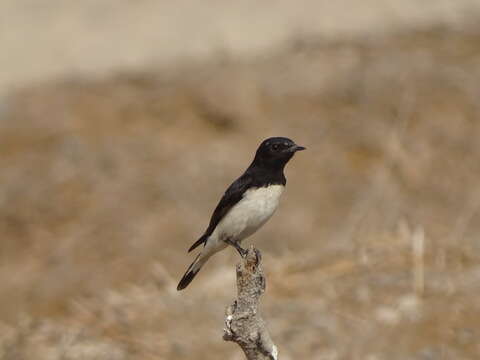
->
223;246;278;360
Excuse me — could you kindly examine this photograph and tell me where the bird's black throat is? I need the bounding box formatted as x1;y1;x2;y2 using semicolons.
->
246;160;288;187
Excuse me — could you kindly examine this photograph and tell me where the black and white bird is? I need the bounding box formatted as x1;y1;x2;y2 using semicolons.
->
177;137;305;291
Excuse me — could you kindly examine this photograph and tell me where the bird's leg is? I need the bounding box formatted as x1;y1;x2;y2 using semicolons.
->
225;239;248;258
235;245;248;258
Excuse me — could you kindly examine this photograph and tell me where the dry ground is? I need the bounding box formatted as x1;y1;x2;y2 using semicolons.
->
1;26;480;359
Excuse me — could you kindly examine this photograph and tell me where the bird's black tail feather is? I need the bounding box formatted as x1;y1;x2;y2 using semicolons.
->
188;235;207;252
177;254;203;290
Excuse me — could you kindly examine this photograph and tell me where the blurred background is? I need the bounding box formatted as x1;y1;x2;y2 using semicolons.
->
1;1;480;359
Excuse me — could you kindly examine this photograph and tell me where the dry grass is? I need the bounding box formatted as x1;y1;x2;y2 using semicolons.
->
1;25;480;359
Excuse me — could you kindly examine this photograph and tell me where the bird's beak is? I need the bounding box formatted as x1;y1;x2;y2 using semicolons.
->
289;144;306;152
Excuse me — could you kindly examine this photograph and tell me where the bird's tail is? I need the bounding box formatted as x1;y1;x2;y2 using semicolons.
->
177;252;208;291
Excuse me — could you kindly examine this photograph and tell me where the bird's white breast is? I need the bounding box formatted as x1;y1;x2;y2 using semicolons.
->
214;184;284;243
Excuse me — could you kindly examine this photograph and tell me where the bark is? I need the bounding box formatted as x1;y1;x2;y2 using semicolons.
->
223;245;278;360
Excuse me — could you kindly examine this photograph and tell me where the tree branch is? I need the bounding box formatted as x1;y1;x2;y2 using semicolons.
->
223;245;278;360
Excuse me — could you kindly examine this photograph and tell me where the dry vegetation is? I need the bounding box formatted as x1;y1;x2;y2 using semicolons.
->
1;25;480;359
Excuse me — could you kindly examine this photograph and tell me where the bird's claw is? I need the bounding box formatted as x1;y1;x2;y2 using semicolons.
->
237;247;248;258
225;239;248;258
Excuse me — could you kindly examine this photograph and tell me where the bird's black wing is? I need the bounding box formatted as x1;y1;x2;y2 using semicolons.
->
188;172;253;252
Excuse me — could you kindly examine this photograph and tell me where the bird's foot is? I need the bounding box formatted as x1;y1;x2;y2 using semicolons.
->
235;245;248;258
225;239;248;258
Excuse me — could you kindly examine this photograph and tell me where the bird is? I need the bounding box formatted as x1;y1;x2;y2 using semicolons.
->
177;137;305;291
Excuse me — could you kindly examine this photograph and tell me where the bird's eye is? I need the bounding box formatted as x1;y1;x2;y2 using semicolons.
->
272;144;279;151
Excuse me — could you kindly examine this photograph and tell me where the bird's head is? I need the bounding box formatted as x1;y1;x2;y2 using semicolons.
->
252;137;306;169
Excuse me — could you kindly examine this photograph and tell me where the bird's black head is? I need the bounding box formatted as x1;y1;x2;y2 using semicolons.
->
251;137;306;170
